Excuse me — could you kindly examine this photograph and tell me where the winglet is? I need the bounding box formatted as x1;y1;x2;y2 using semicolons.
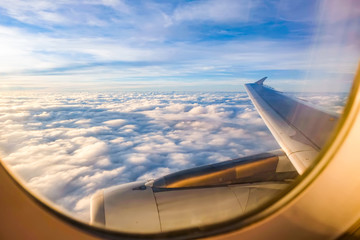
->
255;77;267;85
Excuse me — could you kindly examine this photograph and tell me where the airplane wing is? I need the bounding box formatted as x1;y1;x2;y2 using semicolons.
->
245;78;338;174
90;77;339;233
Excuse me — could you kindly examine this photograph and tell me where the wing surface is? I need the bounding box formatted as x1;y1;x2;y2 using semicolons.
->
245;78;339;174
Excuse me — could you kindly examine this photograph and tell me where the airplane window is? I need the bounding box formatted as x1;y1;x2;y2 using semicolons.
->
0;0;359;237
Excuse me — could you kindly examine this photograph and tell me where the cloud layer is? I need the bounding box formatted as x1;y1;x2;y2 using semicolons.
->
0;91;279;220
0;91;347;221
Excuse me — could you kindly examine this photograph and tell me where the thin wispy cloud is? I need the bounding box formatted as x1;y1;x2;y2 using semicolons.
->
0;0;358;91
172;0;254;23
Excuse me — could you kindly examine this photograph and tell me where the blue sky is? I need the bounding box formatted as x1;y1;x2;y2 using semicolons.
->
0;0;358;91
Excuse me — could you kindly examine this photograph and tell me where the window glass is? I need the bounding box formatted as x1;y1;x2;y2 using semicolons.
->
0;0;358;234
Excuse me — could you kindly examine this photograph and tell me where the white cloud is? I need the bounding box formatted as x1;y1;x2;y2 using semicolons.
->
173;0;254;23
0;90;347;223
104;119;126;127
0;91;287;221
0;0;132;26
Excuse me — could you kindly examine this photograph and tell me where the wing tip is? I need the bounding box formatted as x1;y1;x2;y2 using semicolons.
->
255;77;267;85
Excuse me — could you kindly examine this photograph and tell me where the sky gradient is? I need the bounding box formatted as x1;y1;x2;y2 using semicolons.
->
0;0;359;92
